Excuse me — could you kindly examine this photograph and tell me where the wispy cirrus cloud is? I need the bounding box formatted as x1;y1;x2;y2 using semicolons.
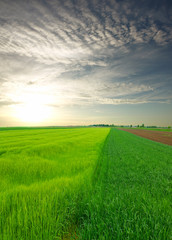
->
0;0;172;126
1;0;172;63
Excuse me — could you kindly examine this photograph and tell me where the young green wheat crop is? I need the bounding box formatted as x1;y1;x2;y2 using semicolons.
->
0;128;109;239
0;128;171;239
77;129;172;239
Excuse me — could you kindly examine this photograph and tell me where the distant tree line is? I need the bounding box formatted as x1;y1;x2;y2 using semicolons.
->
89;124;115;127
89;124;171;129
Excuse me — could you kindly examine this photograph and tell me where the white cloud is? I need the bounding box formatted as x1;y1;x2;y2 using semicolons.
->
0;0;171;114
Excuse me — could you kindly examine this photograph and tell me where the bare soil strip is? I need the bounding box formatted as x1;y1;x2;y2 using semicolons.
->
119;128;172;146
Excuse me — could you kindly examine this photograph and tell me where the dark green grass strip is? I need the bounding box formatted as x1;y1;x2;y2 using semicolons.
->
77;128;172;240
118;127;172;132
0;126;88;131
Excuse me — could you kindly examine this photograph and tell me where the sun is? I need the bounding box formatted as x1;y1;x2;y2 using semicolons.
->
15;103;51;123
13;93;52;124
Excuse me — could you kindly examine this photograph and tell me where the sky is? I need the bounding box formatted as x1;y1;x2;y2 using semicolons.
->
0;0;172;127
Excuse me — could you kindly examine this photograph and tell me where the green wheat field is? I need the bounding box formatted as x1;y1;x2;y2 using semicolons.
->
0;128;171;239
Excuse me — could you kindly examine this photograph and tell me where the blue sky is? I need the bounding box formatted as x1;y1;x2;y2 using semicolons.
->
0;0;172;126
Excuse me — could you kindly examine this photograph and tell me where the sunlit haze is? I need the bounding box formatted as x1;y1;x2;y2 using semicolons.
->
0;0;172;126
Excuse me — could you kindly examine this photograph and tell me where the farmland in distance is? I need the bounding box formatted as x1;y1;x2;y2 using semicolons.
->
119;128;172;146
0;128;171;239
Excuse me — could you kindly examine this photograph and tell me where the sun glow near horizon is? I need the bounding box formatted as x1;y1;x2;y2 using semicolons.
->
14;103;52;123
12;93;53;124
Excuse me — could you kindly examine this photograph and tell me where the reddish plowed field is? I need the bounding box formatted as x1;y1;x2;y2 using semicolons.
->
119;129;172;146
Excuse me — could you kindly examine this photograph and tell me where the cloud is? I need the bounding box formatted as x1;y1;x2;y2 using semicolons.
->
0;98;20;106
0;0;171;63
0;0;171;112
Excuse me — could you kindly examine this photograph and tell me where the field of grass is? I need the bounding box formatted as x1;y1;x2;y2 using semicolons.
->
0;128;109;239
0;128;171;239
77;129;171;239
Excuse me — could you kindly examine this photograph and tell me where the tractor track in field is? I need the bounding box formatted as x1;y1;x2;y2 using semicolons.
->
119;128;172;146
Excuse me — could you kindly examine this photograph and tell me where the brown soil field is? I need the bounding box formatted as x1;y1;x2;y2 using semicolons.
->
119;128;172;146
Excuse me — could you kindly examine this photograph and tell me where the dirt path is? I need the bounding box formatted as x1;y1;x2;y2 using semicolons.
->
119;128;172;146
